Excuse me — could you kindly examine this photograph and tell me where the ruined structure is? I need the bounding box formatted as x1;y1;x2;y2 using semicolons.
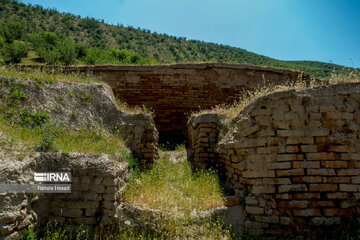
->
188;82;360;234
60;63;308;143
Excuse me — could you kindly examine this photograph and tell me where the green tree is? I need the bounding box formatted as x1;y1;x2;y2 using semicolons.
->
2;22;24;43
57;38;76;65
3;42;27;63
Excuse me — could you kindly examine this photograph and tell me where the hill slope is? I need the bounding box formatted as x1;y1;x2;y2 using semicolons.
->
0;0;356;78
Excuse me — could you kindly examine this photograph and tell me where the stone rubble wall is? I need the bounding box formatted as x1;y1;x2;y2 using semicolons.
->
30;63;308;142
0;76;158;165
188;82;360;235
0;152;128;239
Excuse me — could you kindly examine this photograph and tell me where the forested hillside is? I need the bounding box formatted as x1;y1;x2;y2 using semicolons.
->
0;0;356;78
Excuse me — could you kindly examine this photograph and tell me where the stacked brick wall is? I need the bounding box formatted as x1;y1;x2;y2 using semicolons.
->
187;114;224;169
188;83;360;235
0;152;128;239
51;63;307;142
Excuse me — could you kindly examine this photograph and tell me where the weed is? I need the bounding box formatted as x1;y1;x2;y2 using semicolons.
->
123;152;224;215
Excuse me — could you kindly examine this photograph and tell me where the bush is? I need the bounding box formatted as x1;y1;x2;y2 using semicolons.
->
2;21;24;43
3;41;28;63
57;38;76;65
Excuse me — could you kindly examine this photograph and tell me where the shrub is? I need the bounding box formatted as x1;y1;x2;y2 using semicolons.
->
3;41;28;63
2;21;24;43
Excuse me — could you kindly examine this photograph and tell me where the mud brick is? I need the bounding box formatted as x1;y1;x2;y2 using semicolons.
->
286;145;299;153
326;192;350;199
323;177;351;184
339;184;360;192
309;113;322;120
328;145;356;153
243;170;275;178
352;177;360;184
276;169;304;177
143;153;154;158
245;206;264;215
337;169;360;176
292;176;322;183
256;116;272;126
245;154;275;162
306;152;335;160
291;119;305;128
323;161;348;168
268;162;291;170
253;216;279;223
277;154;303;161
199;128;211;133
245;197;259;206
279;217;291;225
289;200;309;208
257;129;275;137
341;112;354;120
293;193;321;200
315;201;335;207
340;201;356;208
286;137;314;145
276;194;290;200
324;208;352;216
319;105;336;112
307;120;322;128
304;128;330;137
323;112;342;120
257;146;285;154
278;184;307;193
293;209;321;217
273;121;290;129
145;143;155;149
277;129;304;137
300;145;317;153
251;185;275;194
293;161;320;169
309;184;338;192
340;153;360;161
284;112;300;121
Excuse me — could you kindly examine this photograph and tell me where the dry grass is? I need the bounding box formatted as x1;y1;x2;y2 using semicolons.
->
115;99;155;117
192;70;360;119
123;152;224;216
0;66;100;83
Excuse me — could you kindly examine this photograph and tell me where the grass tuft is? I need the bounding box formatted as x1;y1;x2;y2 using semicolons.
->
123;152;224;215
0;66;100;83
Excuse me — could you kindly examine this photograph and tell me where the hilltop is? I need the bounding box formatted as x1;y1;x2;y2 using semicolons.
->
0;0;357;78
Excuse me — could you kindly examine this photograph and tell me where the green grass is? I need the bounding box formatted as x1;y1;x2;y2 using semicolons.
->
19;50;44;65
0;116;127;157
123;152;224;215
22;219;234;240
0;66;100;83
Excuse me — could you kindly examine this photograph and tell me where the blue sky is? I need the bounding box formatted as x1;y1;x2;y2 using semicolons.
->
19;0;360;68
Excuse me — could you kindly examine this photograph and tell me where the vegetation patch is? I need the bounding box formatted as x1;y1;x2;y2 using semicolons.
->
123;152;224;215
0;66;100;83
0;116;128;157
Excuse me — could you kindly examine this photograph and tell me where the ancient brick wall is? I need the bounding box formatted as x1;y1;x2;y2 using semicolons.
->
59;63;306;143
0;152;128;239
188;83;360;235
